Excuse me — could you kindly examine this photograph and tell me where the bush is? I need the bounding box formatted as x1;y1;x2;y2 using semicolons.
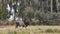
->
0;11;7;19
23;7;34;18
34;11;53;20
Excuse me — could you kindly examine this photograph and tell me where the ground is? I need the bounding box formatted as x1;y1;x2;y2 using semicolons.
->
0;25;60;34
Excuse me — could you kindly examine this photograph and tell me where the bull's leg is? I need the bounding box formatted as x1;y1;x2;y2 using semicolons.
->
16;24;19;28
23;25;26;27
15;22;19;28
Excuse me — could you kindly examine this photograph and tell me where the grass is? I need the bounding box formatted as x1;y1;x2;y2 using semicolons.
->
45;29;60;33
0;25;60;34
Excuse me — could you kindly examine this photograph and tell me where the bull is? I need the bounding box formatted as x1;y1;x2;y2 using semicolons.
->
15;18;29;28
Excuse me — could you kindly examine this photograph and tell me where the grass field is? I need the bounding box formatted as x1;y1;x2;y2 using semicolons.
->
0;25;60;34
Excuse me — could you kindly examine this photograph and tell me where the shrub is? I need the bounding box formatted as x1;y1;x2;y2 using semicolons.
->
34;11;53;20
23;7;34;18
0;11;7;19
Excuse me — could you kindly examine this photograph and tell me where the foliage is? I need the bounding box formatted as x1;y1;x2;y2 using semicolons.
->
0;11;7;19
0;2;7;19
0;2;2;9
23;7;34;18
0;0;60;25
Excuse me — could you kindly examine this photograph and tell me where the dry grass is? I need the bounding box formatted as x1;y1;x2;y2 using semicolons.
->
0;25;60;34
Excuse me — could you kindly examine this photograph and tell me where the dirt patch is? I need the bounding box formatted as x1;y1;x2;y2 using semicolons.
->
0;19;15;25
